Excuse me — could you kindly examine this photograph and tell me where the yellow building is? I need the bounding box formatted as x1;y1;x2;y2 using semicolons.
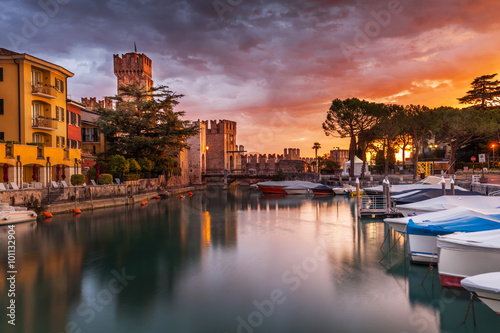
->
0;48;80;187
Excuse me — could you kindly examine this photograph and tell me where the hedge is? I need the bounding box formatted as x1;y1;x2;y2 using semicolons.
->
98;173;113;185
70;174;85;186
125;174;141;181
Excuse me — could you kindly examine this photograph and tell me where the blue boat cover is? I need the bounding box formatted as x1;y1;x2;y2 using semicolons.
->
407;214;500;236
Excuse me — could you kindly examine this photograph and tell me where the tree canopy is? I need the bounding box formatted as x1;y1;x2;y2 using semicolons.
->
96;84;198;172
323;98;378;177
458;73;500;110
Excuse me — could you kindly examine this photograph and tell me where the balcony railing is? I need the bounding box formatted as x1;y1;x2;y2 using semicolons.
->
31;81;56;98
32;116;58;131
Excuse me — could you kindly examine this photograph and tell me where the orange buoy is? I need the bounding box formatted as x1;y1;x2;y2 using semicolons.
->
188;192;193;196
43;212;53;218
154;195;160;199
73;209;81;215
179;194;184;199
141;200;148;206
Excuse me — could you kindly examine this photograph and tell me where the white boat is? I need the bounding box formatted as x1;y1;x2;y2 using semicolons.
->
283;184;311;195
461;272;500;315
404;207;500;264
437;229;500;288
396;195;498;216
331;184;355;195
0;202;37;225
257;181;318;194
364;176;467;195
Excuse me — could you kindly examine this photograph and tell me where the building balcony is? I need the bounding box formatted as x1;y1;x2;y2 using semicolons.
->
31;81;56;99
32;117;58;131
82;135;100;143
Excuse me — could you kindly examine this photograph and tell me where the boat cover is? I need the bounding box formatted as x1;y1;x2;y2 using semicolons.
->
406;207;500;236
437;229;500;253
394;189;482;204
397;195;500;213
461;272;500;294
312;184;332;190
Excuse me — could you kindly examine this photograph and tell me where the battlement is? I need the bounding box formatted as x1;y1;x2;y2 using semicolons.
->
284;148;301;160
81;97;113;111
202;119;237;134
113;52;154;93
113;53;152;78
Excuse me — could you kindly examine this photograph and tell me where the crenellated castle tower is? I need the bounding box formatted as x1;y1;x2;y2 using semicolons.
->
113;52;153;96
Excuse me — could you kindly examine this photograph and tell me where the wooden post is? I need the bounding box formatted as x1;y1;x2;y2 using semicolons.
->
451;178;455;196
441;177;446;196
386;179;391;212
356;178;361;218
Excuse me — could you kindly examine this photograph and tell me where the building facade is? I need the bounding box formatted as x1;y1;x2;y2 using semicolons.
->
80;97;111;170
0;48;80;187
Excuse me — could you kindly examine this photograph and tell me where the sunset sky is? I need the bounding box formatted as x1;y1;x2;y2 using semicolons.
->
2;0;500;157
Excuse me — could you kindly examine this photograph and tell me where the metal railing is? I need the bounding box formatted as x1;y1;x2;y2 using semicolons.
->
32;116;58;130
360;194;389;213
31;81;56;97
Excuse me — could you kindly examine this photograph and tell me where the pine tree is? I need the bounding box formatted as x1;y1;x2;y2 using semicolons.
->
96;84;198;172
458;74;500;110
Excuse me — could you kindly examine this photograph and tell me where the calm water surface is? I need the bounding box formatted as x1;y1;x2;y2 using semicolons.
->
1;186;499;333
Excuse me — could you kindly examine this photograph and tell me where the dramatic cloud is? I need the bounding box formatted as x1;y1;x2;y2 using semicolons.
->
2;0;499;156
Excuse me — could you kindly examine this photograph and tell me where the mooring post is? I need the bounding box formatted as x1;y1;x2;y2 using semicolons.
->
451;178;455;196
441;177;446;196
386;179;391;212
356;178;361;218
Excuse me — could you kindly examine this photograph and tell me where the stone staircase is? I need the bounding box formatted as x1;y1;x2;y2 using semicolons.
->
45;188;65;205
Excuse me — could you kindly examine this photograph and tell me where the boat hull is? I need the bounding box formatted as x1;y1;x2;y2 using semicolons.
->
438;247;500;288
312;189;334;196
258;185;287;194
284;189;310;195
408;234;439;264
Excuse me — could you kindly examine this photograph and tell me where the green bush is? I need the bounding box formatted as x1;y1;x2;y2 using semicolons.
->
127;158;141;173
87;167;97;180
98;173;113;185
125;173;141;181
71;174;85;186
108;155;129;177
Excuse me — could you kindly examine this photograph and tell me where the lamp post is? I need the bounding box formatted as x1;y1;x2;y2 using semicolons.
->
492;144;496;169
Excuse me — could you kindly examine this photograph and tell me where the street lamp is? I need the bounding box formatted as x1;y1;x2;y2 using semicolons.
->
491;144;496;169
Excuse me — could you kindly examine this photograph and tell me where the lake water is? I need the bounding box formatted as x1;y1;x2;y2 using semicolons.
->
1;186;499;333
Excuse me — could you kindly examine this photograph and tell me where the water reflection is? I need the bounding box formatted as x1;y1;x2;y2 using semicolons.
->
0;187;498;333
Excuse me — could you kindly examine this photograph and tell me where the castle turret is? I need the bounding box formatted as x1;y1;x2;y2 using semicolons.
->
113;52;153;95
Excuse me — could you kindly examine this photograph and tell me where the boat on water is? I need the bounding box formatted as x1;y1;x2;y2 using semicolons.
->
461;272;500;315
437;229;500;288
396;195;500;217
283;184;311;195
405;207;500;264
331;184;356;195
257;181;318;195
363;176;467;195
311;184;335;196
0;202;37;225
391;188;482;204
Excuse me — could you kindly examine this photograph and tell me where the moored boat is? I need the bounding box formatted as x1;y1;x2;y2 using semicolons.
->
257;181;318;195
461;272;500;315
283;184;311;195
405;207;500;264
0;202;37;225
363;176;467;195
311;184;334;196
437;229;500;288
396;195;498;217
